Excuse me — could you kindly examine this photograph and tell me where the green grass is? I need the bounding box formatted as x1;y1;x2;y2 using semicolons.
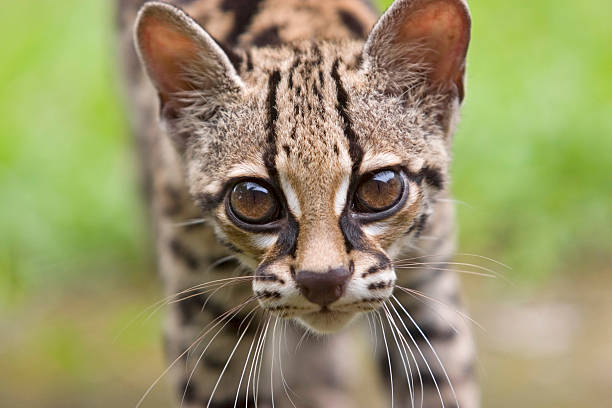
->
1;0;611;303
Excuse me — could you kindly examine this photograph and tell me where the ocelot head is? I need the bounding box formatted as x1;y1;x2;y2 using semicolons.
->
134;0;470;333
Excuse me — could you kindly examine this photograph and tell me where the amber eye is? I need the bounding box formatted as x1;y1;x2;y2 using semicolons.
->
354;169;404;213
229;181;280;225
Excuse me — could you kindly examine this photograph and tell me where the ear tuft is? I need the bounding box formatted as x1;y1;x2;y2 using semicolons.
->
134;2;242;116
364;0;471;100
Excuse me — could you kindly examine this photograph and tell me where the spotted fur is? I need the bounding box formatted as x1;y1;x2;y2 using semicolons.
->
118;0;479;407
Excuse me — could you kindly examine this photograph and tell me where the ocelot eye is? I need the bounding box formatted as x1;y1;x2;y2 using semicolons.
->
354;169;405;213
228;180;280;225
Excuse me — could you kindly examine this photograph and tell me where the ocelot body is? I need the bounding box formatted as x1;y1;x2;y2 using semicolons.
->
118;0;479;407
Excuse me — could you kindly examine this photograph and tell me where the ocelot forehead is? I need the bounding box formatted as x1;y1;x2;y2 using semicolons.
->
268;45;357;208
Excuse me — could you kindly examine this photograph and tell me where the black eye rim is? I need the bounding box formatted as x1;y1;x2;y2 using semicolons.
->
350;168;409;223
225;178;285;232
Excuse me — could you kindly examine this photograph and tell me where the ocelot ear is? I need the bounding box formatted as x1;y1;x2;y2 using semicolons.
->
363;0;471;101
134;1;242;121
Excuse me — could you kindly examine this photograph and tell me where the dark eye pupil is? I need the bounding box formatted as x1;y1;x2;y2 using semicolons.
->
355;170;403;212
230;181;278;224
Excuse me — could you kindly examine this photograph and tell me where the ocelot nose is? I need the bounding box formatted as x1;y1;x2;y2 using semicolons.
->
295;267;351;307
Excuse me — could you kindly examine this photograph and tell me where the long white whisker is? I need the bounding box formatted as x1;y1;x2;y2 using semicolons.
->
375;310;394;408
270;316;279;408
386;301;443;408
393;295;460;408
246;314;269;407
234;315;263;408
383;303;415;408
206;310;257;408
279;320;298;408
182;303;256;407
136;297;255;408
395;265;496;279
396;285;485;332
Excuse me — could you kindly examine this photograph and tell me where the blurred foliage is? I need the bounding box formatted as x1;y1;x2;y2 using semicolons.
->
1;0;611;304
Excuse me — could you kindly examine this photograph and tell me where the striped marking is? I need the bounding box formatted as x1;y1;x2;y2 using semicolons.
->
331;58;363;172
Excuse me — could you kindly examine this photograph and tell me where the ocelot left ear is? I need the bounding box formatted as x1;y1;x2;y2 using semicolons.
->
133;2;243;147
363;0;471;101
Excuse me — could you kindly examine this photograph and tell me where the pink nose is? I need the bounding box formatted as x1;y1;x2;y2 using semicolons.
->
294;267;351;306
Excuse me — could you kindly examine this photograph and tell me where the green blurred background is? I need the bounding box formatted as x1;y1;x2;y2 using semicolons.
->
0;0;610;407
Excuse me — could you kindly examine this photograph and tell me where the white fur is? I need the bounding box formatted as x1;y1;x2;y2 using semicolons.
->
334;175;350;216
280;175;302;218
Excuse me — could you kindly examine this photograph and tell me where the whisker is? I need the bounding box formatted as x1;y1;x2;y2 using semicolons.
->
270;316;279;408
383;305;415;408
136;296;257;408
145;276;256;323
395;259;502;275
245;315;266;407
254;315;272;407
173;218;207;227
391;296;460;408
385;301;445;408
234;315;264;408
182;304;257;407
382;303;423;408
113;274;253;343
375;310;394;408
206;309;258;408
279;320;299;408
395;285;485;332
395;265;496;279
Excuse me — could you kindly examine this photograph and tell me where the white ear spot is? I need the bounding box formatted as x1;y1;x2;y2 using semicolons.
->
334;175;350;216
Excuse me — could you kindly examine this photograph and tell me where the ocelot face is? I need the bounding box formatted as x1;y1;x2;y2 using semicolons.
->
135;0;469;332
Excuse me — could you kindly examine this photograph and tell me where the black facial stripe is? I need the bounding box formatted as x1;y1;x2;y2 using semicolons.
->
367;280;395;290
274;211;299;258
262;70;282;187
331;58;363;174
362;255;392;278
254;290;281;299
339;207;368;252
332;58;367;252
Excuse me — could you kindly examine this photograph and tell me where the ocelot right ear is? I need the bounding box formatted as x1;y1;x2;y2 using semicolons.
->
134;2;243;125
363;0;471;101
